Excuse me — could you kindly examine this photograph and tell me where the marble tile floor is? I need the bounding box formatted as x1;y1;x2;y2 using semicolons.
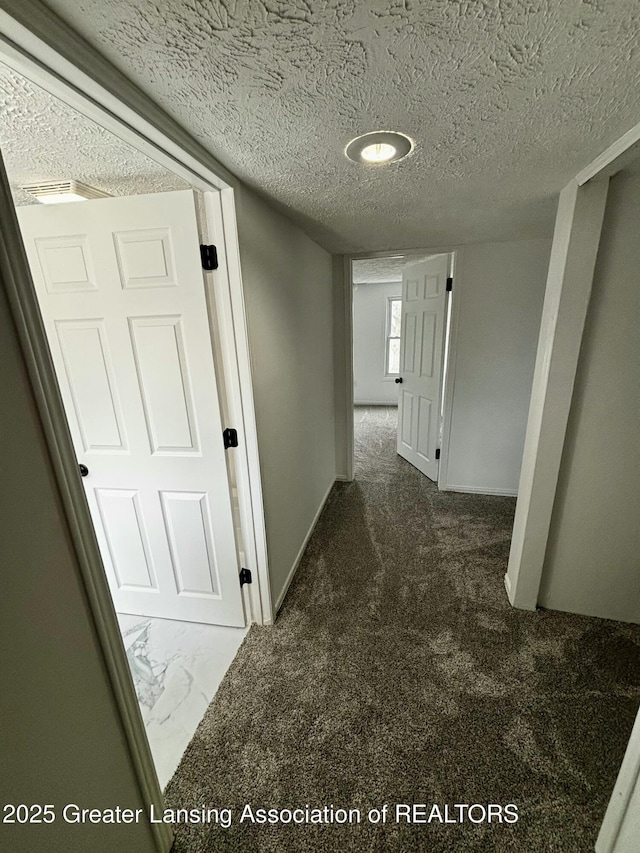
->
117;613;248;789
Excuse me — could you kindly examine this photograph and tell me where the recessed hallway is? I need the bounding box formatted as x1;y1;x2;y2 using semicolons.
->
166;407;640;852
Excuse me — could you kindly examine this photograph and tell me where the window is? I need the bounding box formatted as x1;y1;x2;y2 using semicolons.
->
385;297;402;376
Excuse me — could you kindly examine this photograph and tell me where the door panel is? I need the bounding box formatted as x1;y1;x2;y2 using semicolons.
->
129;314;197;453
397;255;449;480
416;396;432;460
56;319;127;451
18;190;245;626
403;313;417;372
114;227;176;288
420;313;437;376
95;488;156;589
36;234;96;292
161;490;220;596
400;390;414;448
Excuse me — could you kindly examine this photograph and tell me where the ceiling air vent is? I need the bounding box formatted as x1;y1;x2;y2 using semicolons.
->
20;180;112;204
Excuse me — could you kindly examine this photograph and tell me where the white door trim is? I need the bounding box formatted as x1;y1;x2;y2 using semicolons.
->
0;1;234;192
396;254;450;479
346;245;460;485
576;120;640;185
437;247;463;492
0;155;172;853
349;241;467;260
0;2;271;843
342;255;355;481
0;0;269;624
506;121;640;613
207;189;273;624
596;707;640;853
504;178;609;610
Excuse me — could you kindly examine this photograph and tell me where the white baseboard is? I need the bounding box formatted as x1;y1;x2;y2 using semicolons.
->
335;474;351;482
504;572;513;603
443;484;518;497
354;401;398;407
274;478;336;613
504;573;538;612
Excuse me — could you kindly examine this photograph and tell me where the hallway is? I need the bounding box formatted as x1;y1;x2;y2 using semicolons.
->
166;407;640;852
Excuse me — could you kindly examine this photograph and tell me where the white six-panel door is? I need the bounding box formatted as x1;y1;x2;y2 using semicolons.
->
18;190;245;626
397;254;449;481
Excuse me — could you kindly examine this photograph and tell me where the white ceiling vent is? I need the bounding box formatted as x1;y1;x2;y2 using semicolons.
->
20;180;112;204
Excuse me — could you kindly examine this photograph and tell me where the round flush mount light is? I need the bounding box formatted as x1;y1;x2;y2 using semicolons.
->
345;131;414;165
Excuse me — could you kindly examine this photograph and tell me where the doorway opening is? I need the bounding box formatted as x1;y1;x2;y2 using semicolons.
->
350;251;455;485
0;58;256;789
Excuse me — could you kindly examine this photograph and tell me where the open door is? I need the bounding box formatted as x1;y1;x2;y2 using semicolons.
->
18;190;245;627
396;254;449;481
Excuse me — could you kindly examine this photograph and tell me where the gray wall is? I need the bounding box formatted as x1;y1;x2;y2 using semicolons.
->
539;164;640;623
0;282;156;852
353;281;402;405
444;239;551;494
235;186;336;610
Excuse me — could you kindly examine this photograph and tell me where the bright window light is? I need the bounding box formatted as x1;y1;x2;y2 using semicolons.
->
385;297;402;376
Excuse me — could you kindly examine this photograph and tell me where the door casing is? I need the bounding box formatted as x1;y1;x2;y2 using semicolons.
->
396;254;451;481
345;247;463;491
0;9;270;852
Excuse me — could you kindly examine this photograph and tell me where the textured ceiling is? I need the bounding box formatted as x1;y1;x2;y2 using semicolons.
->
37;0;640;252
0;63;188;206
353;257;404;284
352;254;434;284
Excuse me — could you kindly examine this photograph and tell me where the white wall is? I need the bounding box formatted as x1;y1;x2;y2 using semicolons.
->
333;256;350;479
0;282;157;852
538;163;640;623
235;186;335;611
444;239;551;495
352;280;402;405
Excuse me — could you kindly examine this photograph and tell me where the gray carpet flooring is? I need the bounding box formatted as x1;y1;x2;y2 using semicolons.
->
166;406;640;852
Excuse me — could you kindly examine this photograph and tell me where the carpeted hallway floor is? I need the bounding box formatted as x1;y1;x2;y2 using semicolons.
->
166;406;640;852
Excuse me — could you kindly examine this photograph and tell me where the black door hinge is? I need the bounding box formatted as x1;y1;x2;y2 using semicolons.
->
223;427;238;449
200;244;218;271
239;568;252;586
446;277;453;292
435;448;441;460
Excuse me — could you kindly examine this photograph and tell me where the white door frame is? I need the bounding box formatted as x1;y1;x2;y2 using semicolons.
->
204;190;271;625
597;707;640;853
0;1;235;192
504;130;640;612
0;3;272;626
344;246;462;489
0;157;172;850
502;127;640;853
503;177;610;609
0;6;270;852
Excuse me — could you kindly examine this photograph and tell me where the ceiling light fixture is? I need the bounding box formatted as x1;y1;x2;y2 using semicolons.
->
361;142;396;163
345;131;413;165
20;180;112;204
